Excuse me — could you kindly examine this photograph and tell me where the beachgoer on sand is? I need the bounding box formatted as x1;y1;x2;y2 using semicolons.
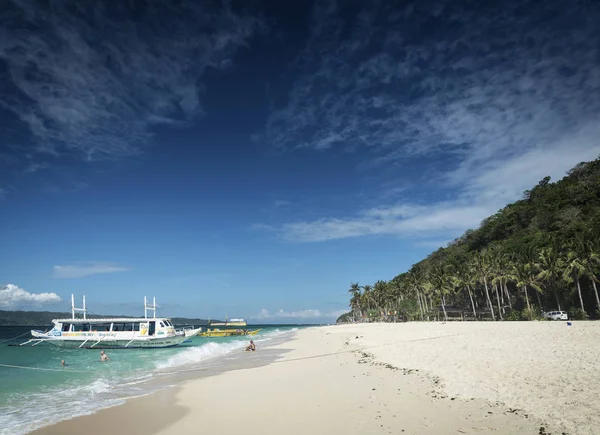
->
100;350;109;362
245;340;256;351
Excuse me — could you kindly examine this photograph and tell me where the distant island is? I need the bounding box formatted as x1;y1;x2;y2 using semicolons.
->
0;309;215;327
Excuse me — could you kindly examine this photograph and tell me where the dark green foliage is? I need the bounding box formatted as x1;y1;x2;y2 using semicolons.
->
342;158;600;323
336;312;352;324
568;308;589;320
505;311;523;321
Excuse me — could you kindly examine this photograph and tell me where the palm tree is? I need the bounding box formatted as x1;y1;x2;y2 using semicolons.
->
491;279;504;320
511;259;543;319
361;285;374;319
494;251;513;310
576;231;600;313
472;250;496;320
537;238;566;311
563;247;588;314
520;244;544;309
429;264;451;321
373;280;389;318
448;256;477;319
348;282;362;320
421;281;435;316
407;267;425;320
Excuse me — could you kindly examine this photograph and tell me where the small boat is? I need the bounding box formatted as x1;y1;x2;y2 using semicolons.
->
24;295;201;349
198;328;261;337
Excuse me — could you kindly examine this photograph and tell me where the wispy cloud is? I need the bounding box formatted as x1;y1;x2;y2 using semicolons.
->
53;262;130;279
263;142;600;242
251;308;346;320
258;0;600;243
259;202;490;242
265;1;600;161
0;284;61;309
0;0;262;165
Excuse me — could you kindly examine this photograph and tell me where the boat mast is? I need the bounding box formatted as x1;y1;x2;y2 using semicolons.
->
144;296;157;319
71;294;87;319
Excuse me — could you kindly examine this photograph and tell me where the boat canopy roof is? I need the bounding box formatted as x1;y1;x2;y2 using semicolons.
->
52;317;172;323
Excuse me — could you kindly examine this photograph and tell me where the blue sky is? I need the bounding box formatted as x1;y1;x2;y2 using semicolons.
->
1;0;600;323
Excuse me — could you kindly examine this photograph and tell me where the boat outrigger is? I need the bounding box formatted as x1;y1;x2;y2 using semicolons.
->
23;295;201;349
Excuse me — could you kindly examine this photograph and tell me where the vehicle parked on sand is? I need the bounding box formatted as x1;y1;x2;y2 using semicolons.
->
544;310;568;321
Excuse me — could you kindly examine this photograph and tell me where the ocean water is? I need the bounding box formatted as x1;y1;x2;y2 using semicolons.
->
0;325;301;434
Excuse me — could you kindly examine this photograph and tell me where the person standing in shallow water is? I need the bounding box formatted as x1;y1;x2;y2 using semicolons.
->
100;350;109;362
61;360;66;366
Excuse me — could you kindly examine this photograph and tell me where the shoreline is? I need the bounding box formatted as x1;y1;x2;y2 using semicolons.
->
5;327;298;435
28;321;599;435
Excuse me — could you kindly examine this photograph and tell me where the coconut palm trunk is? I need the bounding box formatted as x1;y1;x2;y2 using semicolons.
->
415;287;424;320
575;271;585;312
503;282;513;309
483;276;496;320
466;284;477;319
535;289;543;309
592;278;600;313
494;283;504;320
522;284;532;318
441;294;448;321
553;284;562;311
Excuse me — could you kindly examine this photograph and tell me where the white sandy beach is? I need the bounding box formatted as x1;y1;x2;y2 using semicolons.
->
32;321;600;435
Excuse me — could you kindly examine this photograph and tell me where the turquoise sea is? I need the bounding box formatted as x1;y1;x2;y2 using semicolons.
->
0;325;302;434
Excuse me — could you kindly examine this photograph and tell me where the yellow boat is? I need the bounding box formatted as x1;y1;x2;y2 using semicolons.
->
197;328;261;337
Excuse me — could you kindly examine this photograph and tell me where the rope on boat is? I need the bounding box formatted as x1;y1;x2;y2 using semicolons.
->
0;331;32;344
0;363;88;373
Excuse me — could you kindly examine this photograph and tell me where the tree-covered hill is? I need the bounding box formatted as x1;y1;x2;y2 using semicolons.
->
340;158;600;323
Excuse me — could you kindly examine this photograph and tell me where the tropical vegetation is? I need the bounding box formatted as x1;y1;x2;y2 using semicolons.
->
339;158;600;323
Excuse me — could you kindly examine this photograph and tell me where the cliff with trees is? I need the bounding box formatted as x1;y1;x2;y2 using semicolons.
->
340;158;600;323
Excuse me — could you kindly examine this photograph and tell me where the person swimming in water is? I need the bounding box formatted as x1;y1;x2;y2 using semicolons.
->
245;340;256;351
100;350;109;362
61;359;66;366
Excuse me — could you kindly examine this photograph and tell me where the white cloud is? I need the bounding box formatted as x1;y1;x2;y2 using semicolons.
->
257;0;600;243
0;0;262;165
0;284;61;309
261;203;489;242
251;308;346;320
265;142;600;242
53;262;130;279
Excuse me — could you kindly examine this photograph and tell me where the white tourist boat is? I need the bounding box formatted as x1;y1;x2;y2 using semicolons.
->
24;295;201;349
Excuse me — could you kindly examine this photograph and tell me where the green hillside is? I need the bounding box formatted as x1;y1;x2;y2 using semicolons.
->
342;158;600;323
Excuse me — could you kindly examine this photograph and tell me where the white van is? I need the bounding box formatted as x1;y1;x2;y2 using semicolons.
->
544;311;568;320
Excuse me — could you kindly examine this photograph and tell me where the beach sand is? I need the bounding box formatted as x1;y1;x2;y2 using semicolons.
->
32;321;600;435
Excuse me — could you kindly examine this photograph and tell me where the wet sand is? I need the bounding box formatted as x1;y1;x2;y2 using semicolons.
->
31;321;600;434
